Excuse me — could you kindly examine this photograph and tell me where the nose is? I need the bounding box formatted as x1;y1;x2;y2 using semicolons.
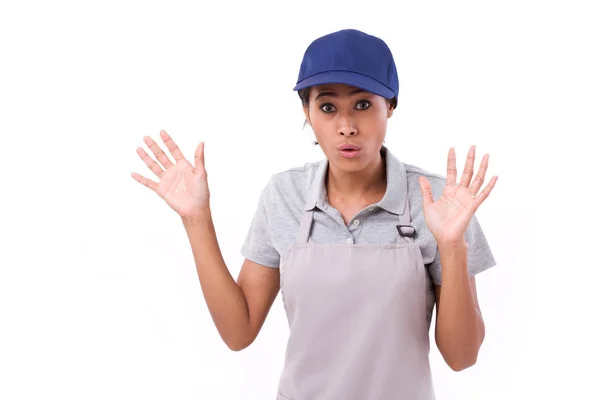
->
339;129;356;136
337;116;357;136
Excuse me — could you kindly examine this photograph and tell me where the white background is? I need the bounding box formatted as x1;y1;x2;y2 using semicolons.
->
1;0;598;399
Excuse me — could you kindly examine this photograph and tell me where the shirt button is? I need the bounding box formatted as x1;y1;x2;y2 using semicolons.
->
368;207;374;211
345;238;352;244
353;219;360;226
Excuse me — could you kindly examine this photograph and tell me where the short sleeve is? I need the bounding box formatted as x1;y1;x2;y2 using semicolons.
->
427;215;496;285
241;179;280;268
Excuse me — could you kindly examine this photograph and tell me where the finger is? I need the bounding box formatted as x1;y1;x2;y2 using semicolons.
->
144;135;174;169
474;176;498;209
459;145;476;187
194;142;205;172
419;176;434;207
136;147;164;178
160;130;185;162
470;153;489;195
446;147;457;186
131;172;159;192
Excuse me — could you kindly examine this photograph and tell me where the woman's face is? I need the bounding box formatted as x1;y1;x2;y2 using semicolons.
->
304;83;394;173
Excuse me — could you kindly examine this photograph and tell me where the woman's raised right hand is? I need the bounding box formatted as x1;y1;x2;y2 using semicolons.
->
131;130;210;220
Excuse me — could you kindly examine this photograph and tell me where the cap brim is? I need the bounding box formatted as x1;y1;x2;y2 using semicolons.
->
293;70;395;99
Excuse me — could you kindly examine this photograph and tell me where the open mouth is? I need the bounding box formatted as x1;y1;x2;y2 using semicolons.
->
338;147;361;158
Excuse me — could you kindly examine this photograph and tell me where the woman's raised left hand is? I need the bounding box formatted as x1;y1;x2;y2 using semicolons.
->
419;145;498;246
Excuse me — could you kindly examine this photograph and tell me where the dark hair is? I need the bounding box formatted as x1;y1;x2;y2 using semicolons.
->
298;87;397;145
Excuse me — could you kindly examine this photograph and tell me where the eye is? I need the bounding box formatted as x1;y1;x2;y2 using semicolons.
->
320;103;336;113
356;100;371;110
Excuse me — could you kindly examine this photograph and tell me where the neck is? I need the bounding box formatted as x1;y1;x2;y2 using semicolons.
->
326;150;386;202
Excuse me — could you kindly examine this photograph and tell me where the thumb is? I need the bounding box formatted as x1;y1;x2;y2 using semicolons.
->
419;176;434;207
194;142;205;170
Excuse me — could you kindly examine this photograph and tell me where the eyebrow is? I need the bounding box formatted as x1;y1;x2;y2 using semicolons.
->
314;88;366;100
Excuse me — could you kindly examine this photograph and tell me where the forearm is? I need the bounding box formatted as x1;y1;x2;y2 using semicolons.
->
182;206;250;350
435;240;484;371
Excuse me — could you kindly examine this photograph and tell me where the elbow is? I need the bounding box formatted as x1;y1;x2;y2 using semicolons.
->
216;322;256;352
439;341;482;372
224;333;255;352
439;326;485;372
447;354;478;372
227;342;247;352
225;341;250;352
444;344;481;371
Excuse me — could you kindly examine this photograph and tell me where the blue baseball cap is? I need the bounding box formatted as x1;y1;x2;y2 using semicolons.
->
293;29;399;104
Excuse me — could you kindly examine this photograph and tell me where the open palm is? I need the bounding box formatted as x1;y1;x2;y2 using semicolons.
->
131;130;210;219
419;146;498;245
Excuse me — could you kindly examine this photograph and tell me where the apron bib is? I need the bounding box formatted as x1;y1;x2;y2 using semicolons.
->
277;193;435;400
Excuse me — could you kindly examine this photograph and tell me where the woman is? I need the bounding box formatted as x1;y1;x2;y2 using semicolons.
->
131;29;498;399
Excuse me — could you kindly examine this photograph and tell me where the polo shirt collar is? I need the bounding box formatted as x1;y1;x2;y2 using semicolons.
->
303;145;408;215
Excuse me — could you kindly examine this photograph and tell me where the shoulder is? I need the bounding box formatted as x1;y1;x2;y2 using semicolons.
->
258;159;324;206
271;159;322;188
264;159;322;194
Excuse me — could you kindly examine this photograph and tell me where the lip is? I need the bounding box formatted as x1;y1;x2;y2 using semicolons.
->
337;144;361;151
338;144;362;159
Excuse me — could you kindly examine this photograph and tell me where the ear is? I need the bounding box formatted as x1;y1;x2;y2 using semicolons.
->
387;103;394;118
303;106;311;126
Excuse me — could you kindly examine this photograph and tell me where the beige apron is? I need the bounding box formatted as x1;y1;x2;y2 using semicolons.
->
277;191;435;400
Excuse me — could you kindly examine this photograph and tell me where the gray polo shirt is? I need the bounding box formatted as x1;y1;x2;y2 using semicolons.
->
241;145;496;286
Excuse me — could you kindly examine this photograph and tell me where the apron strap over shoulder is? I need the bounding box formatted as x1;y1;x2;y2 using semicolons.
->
297;210;315;244
396;196;415;244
